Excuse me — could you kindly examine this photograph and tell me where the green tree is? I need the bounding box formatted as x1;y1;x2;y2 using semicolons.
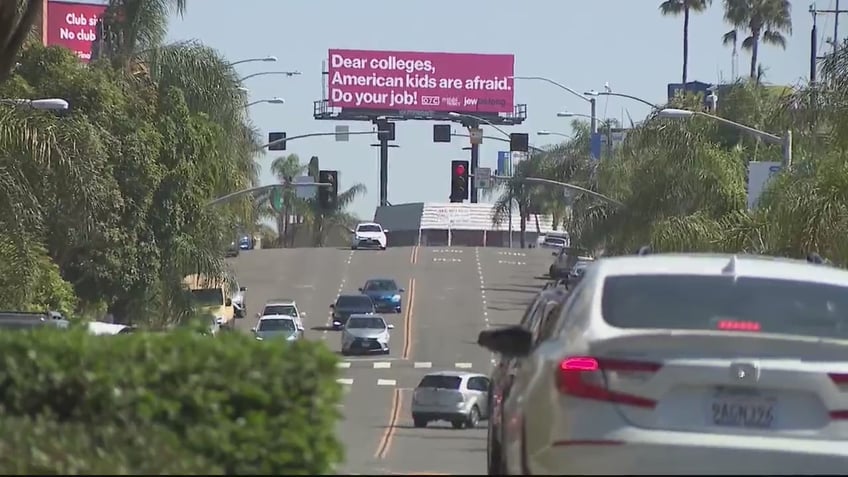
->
659;0;713;84
270;153;307;246
0;1;42;82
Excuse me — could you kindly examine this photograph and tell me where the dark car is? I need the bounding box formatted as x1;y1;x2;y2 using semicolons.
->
484;287;568;475
359;278;404;313
330;294;375;329
224;240;240;258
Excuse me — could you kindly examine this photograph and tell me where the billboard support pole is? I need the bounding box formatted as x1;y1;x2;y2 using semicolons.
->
379;135;389;206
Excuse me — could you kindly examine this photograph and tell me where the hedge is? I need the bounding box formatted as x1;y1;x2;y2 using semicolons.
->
0;329;343;474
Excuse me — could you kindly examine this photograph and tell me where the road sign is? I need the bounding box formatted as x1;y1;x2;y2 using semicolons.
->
269;186;284;213
476;167;492;189
294;175;317;200
497;151;511;177
469;127;483;145
335;125;349;142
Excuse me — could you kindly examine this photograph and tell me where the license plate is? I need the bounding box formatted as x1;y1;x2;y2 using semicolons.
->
710;394;776;428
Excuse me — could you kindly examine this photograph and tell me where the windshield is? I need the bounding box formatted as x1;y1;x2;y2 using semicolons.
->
364;280;398;292
336;295;374;309
545;238;566;245
263;305;297;317
357;224;382;233
258;318;296;332
347;317;387;329
602;274;848;339
190;288;224;306
417;375;462;390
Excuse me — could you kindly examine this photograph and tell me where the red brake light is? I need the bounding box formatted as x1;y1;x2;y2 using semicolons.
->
829;373;848;385
556;356;660;408
717;320;761;332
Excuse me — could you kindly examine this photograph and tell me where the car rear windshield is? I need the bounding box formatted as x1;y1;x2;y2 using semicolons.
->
602;274;848;339
417;375;462;390
337;295;373;308
263;305;297;317
357;225;382;233
545;238;566;245
364;280;397;291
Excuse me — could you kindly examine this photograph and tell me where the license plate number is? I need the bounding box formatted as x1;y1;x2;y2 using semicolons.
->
710;396;776;428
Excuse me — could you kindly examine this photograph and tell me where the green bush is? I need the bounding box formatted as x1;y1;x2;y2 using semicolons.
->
0;416;222;474
0;329;343;474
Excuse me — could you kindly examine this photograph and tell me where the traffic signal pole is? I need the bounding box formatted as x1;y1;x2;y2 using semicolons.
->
379;134;389;207
470;142;479;204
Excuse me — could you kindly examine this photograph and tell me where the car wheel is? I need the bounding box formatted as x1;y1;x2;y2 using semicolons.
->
380;246;387;250
413;415;428;428
451;420;465;430
466;405;481;429
351;246;357;250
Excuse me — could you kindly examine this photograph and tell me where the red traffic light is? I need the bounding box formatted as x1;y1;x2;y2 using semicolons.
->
455;164;466;176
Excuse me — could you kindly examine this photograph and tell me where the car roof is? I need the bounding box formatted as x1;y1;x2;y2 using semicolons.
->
264;299;296;305
363;278;398;284
337;293;371;299
259;314;295;321
348;313;383;320
356;222;381;227
422;370;487;379
594;253;848;287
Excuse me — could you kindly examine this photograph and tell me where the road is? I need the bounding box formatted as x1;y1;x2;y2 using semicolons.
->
228;245;554;475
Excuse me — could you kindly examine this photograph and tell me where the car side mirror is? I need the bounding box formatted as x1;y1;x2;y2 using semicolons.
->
358;287;363;292
552;252;558;256
329;304;335;309
239;286;247;292
256;312;262;319
300;312;306;317
398;288;405;293
383;228;389;233
225;298;232;307
477;326;532;357
250;327;256;333
387;324;395;329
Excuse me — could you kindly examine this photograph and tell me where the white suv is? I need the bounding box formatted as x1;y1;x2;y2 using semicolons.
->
351;222;387;250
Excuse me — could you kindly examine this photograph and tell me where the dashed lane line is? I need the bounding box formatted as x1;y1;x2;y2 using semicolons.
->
324;250;355;339
475;247;495;366
336;360;482;370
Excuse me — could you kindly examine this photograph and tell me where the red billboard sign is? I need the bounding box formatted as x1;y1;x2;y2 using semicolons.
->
327;49;515;114
45;1;107;63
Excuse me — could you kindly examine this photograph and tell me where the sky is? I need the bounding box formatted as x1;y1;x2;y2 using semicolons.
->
165;0;839;220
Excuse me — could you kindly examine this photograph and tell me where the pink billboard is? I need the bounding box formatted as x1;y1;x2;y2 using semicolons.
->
327;49;515;114
45;1;108;63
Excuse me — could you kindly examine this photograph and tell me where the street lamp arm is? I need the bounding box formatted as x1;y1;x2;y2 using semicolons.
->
450;133;545;152
499;175;624;208
259;130;377;150
239;71;301;81
595;91;658;109
513;76;590;103
693;111;782;144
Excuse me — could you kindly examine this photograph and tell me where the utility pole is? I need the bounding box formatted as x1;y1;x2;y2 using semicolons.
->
810;2;848;83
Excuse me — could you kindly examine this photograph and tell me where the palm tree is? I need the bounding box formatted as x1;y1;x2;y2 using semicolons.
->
270;153;307;246
659;0;713;85
306;183;367;247
0;1;42;82
721;0;792;81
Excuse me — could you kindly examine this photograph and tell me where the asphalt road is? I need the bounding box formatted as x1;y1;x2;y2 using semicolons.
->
228;245;554;475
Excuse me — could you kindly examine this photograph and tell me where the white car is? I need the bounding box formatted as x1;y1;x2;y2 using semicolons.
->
351;222;387;250
480;252;848;475
340;314;393;355
257;298;305;331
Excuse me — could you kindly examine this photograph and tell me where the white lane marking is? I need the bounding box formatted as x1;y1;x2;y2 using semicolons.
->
336;362;352;369
373;361;391;369
498;251;526;256
414;361;432;368
433;249;463;253
498;260;527;265
455;362;473;369
377;379;397;386
337;378;354;385
476;247;495;365
324;250;355;340
433;257;462;262
344;357;401;362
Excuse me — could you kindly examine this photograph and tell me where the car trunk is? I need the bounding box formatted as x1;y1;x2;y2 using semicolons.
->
586;331;848;439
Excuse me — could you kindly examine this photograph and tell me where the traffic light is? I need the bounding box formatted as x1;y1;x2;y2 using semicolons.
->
268;132;286;151
509;132;529;152
433;124;452;143
318;170;338;210
376;120;395;141
450;160;469;203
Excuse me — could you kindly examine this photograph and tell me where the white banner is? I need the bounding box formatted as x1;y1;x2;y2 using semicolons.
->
747;161;782;209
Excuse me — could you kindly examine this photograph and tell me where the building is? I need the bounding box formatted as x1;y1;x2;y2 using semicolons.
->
374;202;558;247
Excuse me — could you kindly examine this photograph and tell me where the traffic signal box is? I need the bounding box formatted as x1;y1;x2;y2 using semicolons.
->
318;170;338;210
450;160;470;203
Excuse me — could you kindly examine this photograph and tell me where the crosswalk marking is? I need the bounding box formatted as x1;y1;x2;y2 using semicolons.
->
337;360;484;370
377;378;397;386
433;257;462;262
432;249;463;253
337;378;354;385
498;251;526;256
497;260;527;265
373;361;391;369
414;361;432;368
454;362;473;369
337;362;352;369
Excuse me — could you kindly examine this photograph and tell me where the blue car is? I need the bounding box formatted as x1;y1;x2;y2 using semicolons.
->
359;278;404;313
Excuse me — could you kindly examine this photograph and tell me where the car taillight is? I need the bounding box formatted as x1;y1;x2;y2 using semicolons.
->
827;374;848;419
717;320;761;332
556;356;660;408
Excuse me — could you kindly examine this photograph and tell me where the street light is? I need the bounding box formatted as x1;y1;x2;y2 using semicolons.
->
657;108;792;167
228;56;277;67
447;111;512;138
239;71;301;82
557;111;616;129
0;98;69;110
536;130;573;139
585;90;658;109
510;76;597;136
246;97;285;107
450;133;545;152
